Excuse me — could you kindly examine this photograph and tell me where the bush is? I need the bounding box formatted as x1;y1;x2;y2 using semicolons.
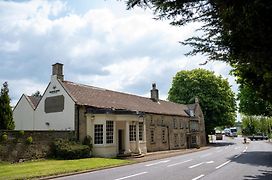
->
83;135;93;149
18;130;25;137
26;136;33;144
1;133;8;142
51;139;90;159
15;130;25;143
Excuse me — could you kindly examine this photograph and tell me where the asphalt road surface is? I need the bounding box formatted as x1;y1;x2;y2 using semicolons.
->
53;136;272;180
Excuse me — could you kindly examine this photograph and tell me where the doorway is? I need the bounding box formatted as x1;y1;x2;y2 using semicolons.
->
118;129;124;154
186;136;190;149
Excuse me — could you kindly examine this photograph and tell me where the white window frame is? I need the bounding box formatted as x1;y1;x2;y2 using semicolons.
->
129;124;136;141
139;122;143;141
94;124;103;144
106;121;114;144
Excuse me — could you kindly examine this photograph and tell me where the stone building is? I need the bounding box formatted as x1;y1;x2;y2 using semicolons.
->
13;63;206;157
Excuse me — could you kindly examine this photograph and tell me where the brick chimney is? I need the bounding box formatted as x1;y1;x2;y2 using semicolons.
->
150;83;159;102
52;63;64;81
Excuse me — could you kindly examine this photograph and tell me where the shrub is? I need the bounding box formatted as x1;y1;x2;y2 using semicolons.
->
1;133;8;142
83;135;93;150
18;130;25;137
26;136;33;144
51;139;90;159
15;130;25;143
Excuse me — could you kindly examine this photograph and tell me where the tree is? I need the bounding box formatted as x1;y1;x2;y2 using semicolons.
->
241;116;259;135
241;115;272;136
126;0;272;103
0;82;15;130
238;84;272;117
32;91;42;97
168;69;236;141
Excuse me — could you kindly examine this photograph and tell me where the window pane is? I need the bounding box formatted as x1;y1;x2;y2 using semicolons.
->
106;121;114;144
139;122;143;141
162;129;166;142
150;129;155;143
94;124;103;144
192;136;197;144
174;133;178;147
129;125;136;141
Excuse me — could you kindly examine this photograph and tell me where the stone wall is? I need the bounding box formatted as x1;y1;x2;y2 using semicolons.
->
0;130;75;162
145;114;190;152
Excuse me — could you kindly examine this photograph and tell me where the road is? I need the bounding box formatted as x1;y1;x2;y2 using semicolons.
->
54;136;272;180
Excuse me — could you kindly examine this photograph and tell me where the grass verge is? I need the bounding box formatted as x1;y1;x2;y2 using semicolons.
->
0;158;132;180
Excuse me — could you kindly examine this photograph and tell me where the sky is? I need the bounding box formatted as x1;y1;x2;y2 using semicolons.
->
0;0;237;108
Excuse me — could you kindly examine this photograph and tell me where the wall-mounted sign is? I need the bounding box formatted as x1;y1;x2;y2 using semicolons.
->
49;85;60;94
45;95;64;113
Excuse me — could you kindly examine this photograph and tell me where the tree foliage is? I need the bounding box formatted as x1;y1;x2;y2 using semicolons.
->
126;0;272;102
242;115;272;136
32;91;42;97
168;69;236;136
238;84;272;117
0;82;14;130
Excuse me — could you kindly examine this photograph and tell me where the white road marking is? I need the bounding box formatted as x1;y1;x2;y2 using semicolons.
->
189;162;204;168
215;147;220;149
215;160;231;169
243;147;247;153
224;147;229;149
192;174;205;180
234;154;241;159
167;159;192;167
234;147;238;150
206;161;214;164
145;160;170;167
114;172;148;180
200;153;211;158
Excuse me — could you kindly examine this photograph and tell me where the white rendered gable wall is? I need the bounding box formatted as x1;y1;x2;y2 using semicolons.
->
13;95;35;130
34;75;75;130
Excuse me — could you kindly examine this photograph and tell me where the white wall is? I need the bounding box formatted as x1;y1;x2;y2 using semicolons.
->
34;76;75;130
13;95;35;130
86;114;147;157
87;114;117;157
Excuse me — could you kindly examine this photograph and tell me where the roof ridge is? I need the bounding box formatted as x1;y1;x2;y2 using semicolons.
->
62;80;185;106
25;95;35;109
26;95;42;109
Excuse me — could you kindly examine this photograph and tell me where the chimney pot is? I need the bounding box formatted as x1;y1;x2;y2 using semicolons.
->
152;83;156;89
150;83;159;101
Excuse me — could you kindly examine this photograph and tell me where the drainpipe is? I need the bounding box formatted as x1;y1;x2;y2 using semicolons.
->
77;106;80;141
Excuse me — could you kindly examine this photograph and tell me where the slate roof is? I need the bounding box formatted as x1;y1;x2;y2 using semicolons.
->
26;95;41;109
61;81;190;117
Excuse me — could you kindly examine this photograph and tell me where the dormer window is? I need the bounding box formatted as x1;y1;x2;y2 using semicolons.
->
189;110;195;117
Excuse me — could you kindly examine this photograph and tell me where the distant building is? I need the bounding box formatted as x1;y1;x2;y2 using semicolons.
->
13;63;206;157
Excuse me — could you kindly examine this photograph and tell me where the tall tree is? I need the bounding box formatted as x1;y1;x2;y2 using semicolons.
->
238;84;272;117
0;82;15;130
126;0;272;103
241;116;259;135
241;115;272;136
168;69;236;140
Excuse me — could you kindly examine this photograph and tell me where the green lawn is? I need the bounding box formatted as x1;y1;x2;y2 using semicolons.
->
0;158;132;180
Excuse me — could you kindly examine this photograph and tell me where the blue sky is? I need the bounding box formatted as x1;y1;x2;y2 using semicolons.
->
0;0;237;107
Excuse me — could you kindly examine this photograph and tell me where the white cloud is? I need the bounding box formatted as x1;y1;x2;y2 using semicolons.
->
0;0;237;107
0;79;47;106
0;40;20;52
